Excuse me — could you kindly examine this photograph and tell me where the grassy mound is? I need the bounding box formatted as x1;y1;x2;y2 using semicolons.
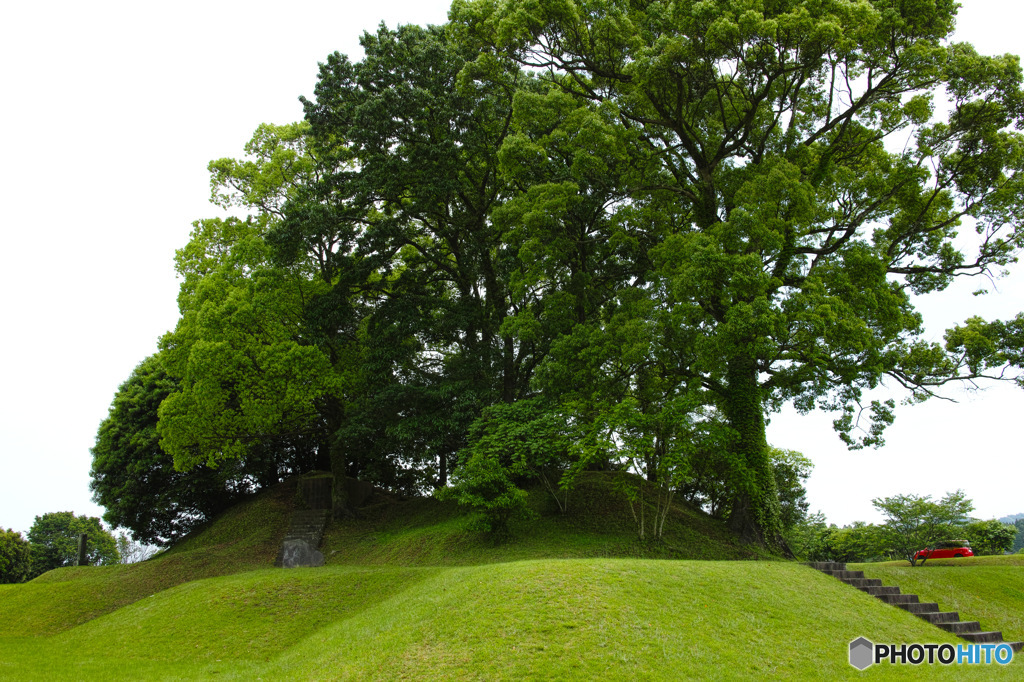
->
1;478;1021;679
323;471;772;566
0;480;292;637
5;560;1019;680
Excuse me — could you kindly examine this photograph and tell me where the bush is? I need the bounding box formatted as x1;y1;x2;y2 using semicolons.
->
437;452;535;540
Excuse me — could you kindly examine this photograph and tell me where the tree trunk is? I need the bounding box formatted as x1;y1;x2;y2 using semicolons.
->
723;355;783;549
325;404;350;518
329;438;351;519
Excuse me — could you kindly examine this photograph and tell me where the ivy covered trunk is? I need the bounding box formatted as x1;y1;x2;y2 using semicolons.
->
723;355;782;548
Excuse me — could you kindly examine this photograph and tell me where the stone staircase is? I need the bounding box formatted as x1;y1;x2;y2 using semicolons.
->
274;509;330;567
274;474;333;568
807;562;1023;652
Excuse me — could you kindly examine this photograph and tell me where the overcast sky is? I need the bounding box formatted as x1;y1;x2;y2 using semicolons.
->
1;0;1021;537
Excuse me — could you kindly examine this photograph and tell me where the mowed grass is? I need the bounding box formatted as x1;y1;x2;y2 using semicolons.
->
4;559;1019;680
850;554;1024;646
0;482;292;638
1;478;1021;679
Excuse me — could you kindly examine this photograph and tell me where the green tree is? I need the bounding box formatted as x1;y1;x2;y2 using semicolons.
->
798;519;890;563
0;529;32;584
1013;518;1024;553
963;519;1016;556
437;449;536;540
457;398;577;512
284;24;536;497
829;522;890;563
769;448;813;533
679;445;811;534
115;532;159;564
27;512;119;577
873;490;973;566
786;511;833;560
157;123;351;510
453;0;1024;550
92;355;316;546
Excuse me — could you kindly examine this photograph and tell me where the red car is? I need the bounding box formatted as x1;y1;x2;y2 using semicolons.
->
913;541;974;562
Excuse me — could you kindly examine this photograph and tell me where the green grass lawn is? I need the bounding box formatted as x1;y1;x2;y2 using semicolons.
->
3;559;1020;680
1;479;1021;680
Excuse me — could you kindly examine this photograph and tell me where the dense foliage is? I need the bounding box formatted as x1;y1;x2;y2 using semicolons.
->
449;0;1024;547
0;529;32;584
962;518;1017;556
91;355;320;545
796;491;1014;564
92;1;1024;548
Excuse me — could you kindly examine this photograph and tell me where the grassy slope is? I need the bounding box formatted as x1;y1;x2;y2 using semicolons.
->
0;481;292;638
1;478;1021;680
322;472;773;566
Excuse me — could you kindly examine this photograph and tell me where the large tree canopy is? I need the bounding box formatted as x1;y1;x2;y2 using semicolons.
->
448;0;1024;546
96;2;1024;550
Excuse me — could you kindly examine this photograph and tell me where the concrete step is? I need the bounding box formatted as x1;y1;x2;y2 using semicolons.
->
896;602;940;615
805;562;1016;651
960;631;1005;644
878;593;919;605
860;585;899;596
916;611;960;625
937;621;982;635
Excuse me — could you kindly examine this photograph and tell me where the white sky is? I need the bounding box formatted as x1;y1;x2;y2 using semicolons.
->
0;0;1021;537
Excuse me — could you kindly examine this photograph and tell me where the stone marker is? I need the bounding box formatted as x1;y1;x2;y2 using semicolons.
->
280;539;325;568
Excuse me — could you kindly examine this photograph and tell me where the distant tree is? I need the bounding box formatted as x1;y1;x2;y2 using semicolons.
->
963;519;1016;556
786;511;829;561
829;523;891;563
1014;519;1024;553
0;529;32;584
27;512;119;577
114;532;159;564
769;449;813;533
797;518;890;563
873;490;974;566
